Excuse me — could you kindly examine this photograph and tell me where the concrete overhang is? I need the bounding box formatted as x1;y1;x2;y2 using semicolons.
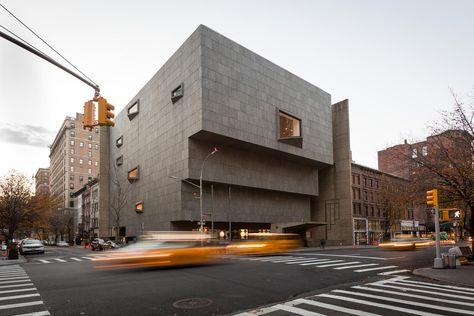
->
271;221;327;233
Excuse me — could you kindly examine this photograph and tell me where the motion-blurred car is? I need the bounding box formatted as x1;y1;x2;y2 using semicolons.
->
91;238;106;251
57;241;69;247
226;233;302;255
19;239;45;255
94;231;223;269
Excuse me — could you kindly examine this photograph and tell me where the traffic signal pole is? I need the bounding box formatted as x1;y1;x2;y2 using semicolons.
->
433;207;443;269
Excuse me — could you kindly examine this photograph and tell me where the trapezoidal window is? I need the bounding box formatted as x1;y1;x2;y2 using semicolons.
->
128;166;139;182
116;155;123;166
127;100;139;120
171;83;184;103
278;110;303;147
135;201;144;213
116;136;123;147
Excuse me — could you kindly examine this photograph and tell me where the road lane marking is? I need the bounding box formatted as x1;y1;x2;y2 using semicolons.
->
318;293;444;316
285;259;332;265
69;258;82;261
354;265;398;272
393;281;474;295
300;260;344;266
0;287;37;294
0;280;31;284
0;283;34;289
378;269;410;275
273;303;324;316
0;276;29;281
352;285;474;307
293;298;381;316
332;289;474;315
37;260;50;264
396;279;474;292
0;300;45;310
81;257;95;260
245;256;288;261
316;261;360;268
53;258;67;263
0;293;40;301
372;283;474;301
12;311;51;316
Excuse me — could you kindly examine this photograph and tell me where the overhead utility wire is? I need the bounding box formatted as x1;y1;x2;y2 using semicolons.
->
0;24;48;57
0;2;98;87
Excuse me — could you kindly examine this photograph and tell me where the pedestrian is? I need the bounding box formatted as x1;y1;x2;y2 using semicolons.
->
320;238;326;249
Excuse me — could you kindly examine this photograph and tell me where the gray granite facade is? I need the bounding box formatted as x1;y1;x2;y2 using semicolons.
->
106;25;352;244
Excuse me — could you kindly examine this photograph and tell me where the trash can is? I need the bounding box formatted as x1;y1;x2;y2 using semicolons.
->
442;253;449;268
7;243;19;260
448;254;457;269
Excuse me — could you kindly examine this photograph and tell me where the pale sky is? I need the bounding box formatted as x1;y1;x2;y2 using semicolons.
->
1;0;473;179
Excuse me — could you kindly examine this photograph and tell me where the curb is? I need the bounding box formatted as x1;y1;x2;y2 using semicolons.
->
413;267;474;288
0;255;27;266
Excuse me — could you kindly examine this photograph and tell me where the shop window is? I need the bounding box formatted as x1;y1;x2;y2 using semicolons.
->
135;201;144;213
278;110;302;147
128;166;139;182
171;83;184;103
127;100;139;120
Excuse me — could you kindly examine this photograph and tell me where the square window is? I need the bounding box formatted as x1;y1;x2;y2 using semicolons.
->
278;110;302;147
171;83;184;103
128;166;139;182
80;142;84;147
116;155;123;166
127;100;139;120
79;176;84;182
88;135;92;140
135;202;144;213
70;140;75;146
116;136;123;147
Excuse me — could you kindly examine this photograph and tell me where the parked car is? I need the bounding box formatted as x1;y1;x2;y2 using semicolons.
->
91;238;106;251
19;239;45;255
57;241;69;247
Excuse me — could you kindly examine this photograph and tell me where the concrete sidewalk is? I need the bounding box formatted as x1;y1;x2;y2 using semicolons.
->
0;256;26;266
414;262;474;287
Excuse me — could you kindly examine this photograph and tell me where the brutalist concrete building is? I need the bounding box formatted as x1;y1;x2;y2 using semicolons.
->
100;25;353;246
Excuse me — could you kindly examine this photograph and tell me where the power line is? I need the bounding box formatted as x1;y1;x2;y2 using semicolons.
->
0;3;99;91
0;24;48;57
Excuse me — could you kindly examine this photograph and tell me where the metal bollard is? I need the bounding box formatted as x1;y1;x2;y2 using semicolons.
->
448;254;457;269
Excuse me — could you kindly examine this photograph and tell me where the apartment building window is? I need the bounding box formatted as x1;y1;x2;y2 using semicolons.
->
364;205;368;216
88;176;92;181
70;131;75;137
171;83;184;103
88;160;92;166
356;175;360;185
278;110;302;147
88;168;92;174
88;135;93;140
95;144;99;150
69;175;74;181
70;158;74;163
80;142;84;147
363;191;368;201
70;140;75;146
369;179;373;187
70;183;74;189
412;148;418;158
95;128;99;134
128;166;139;182
70;149;75;154
135;201;144;213
371;206;375;216
116;155;123;166
88;151;92;158
422;146;428;156
71;123;75;128
128;100;139;120
79;176;84;182
363;177;367;187
70;166;74;172
116;136;123;147
88;143;92;149
370;192;374;202
79;159;83;165
375;180;379;188
95;161;98;167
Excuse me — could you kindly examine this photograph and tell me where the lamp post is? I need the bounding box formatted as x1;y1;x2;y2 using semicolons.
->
168;147;219;235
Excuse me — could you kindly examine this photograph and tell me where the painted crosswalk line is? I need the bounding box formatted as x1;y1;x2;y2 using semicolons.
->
354;265;398;273
378;269;410;275
234;276;474;316
0;265;50;315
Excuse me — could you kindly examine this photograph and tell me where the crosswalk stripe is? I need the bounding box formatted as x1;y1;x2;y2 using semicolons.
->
332;289;474;315
245;256;288;261
0;276;29;281
397;279;474;292
0;283;34;289
37;260;50;264
0;287;37;294
355;265;398;273
70;258;82;261
0;279;31;285
352;285;474;307
293;298;381;316
0;293;40;301
316;261;360;268
300;260;344;266
334;263;378;270
394;281;474;295
81;257;95;260
273;303;323;316
0;300;45;310
318;293;444;316
266;257;309;263
53;258;67;263
378;269;410;275
0;273;27;277
373;283;474;301
296;253;390;260
285;259;332;265
11;311;50;316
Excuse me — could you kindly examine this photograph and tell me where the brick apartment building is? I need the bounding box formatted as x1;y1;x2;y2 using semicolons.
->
34;167;50;196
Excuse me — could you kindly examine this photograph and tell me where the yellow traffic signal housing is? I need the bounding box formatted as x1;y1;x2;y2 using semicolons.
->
440;208;462;221
426;189;438;208
98;97;115;127
82;100;95;129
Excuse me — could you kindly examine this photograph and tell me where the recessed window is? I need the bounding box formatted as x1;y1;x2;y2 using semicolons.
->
95;128;99;134
135;202;144;213
88;135;92;140
70;140;75;146
88;176;92;181
128;166;139;182
71;123;75;129
69;175;74;181
88;160;92;166
79;176;84;182
70;158;74;163
70;166;74;172
70;131;75;137
116;136;123;147
422;146;428;156
70;149;75;154
88;143;92;149
127;100;139;120
95;161;98;167
116;155;123;166
412;148;418;158
88;151;92;158
171;83;184;103
278;110;302;147
95;144;99;150
79;142;84;147
79;159;83;165
88;168;92;175
70;183;74;189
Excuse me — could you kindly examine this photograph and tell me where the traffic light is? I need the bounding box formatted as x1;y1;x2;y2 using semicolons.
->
82;100;95;129
426;189;438;208
98;97;115;127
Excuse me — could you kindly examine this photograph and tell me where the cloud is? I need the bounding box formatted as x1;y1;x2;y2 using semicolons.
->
0;123;55;148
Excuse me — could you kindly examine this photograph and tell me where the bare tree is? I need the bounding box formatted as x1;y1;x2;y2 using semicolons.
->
110;164;130;241
0;170;34;240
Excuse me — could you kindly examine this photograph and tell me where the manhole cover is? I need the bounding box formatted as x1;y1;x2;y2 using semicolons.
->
173;298;213;309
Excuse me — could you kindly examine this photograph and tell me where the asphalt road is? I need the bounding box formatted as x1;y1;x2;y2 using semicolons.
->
1;245;464;316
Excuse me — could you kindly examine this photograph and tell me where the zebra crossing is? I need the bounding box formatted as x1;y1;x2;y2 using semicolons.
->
235;255;410;275
28;255;109;265
234;275;474;315
0;264;50;316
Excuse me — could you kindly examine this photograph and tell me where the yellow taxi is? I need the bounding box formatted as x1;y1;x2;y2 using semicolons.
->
226;233;302;255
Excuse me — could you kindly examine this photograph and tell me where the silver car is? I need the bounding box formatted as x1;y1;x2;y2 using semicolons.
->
20;239;45;255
